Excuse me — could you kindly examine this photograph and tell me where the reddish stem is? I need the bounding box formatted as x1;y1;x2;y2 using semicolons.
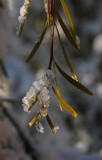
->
48;0;55;70
50;0;52;13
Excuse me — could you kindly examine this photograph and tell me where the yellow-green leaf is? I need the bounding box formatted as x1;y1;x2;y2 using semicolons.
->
26;21;48;62
37;114;41;127
52;86;77;117
54;61;94;96
44;0;49;25
60;0;76;41
53;63;63;111
29;114;38;127
55;25;77;81
54;3;79;50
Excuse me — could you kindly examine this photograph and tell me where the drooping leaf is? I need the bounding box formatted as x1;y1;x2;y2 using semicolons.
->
26;21;48;62
37;114;41;127
44;0;49;25
47;0;49;25
55;25;77;81
46;114;54;132
18;23;25;37
46;114;59;134
52;86;77;117
54;61;94;96
29;114;38;127
27;97;37;112
53;63;63;111
54;3;79;50
18;0;32;36
60;0;76;41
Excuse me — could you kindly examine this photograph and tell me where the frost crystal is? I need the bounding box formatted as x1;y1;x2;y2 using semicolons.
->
22;85;38;112
76;35;80;49
40;107;48;117
36;122;44;133
18;0;32;24
53;125;59;134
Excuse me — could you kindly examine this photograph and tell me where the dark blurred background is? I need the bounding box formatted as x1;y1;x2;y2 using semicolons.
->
0;0;102;159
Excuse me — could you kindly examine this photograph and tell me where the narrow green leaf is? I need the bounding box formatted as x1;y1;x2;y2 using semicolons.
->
55;25;77;81
54;61;94;96
52;86;77;117
46;115;58;134
53;63;63;111
46;115;54;131
54;3;79;50
18;23;24;37
26;21;48;62
60;0;76;41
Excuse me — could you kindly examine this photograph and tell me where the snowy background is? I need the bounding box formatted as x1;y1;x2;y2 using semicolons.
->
0;0;102;159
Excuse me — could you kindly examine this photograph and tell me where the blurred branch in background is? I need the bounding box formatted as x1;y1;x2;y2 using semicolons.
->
0;99;38;160
0;0;102;160
0;1;38;159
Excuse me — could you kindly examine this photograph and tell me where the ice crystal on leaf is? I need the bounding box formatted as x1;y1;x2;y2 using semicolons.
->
22;70;59;133
18;0;31;24
22;70;54;112
18;0;32;36
53;125;59;134
36;122;44;133
76;36;80;49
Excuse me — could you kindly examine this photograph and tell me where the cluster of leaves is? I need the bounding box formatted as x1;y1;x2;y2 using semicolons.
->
18;0;93;133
